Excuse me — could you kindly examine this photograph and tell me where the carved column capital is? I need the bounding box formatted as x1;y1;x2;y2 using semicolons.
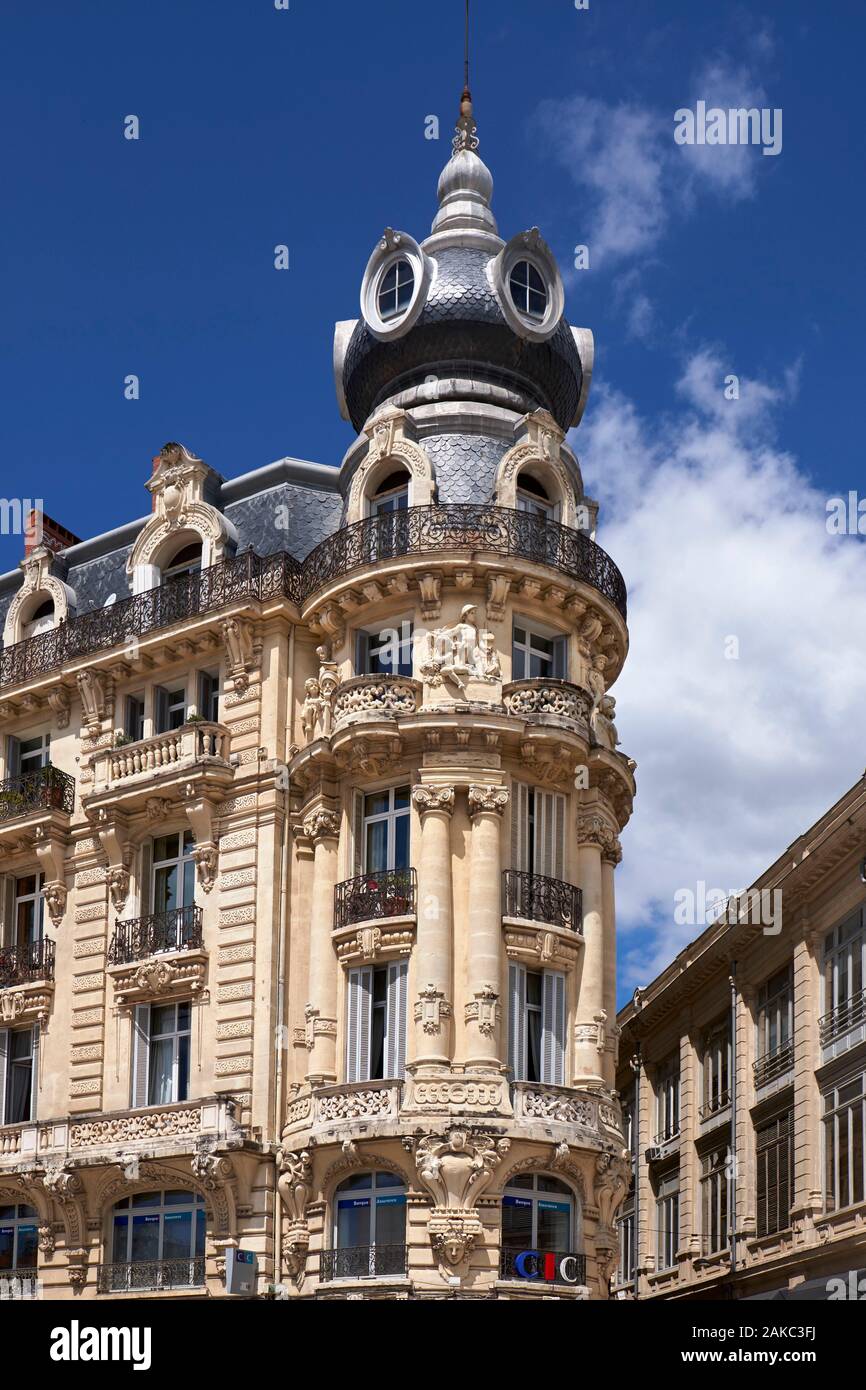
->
303;807;340;843
412;784;455;817
467;784;508;819
577;813;620;861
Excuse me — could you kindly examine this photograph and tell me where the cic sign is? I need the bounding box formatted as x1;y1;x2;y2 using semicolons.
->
503;1249;585;1285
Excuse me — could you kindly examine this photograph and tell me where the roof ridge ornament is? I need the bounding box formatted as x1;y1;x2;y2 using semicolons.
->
452;85;479;156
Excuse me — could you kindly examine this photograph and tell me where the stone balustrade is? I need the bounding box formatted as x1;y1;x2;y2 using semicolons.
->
90;721;230;790
332;676;420;731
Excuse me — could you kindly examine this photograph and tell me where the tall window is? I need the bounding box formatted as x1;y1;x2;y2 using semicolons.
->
0;1027;38;1124
346;962;408;1081
356;621;413;678
655;1056;680;1142
823;1072;865;1212
155;685;188;734
152;832;196;916
656;1172;679;1271
360;786;410;874
510;783;566;881
14;874;44;949
109;1190;205;1290
330;1172;407;1279
132;1001;191;1108
125;694;145;742
197;671;220;723
6;733;50;779
617;1198;635;1286
700;1146;729;1254
823;911;866;1045
756;1112;792;1236
508;963;567;1085
755;967;794;1087
511;622;567;681
701;1022;731;1118
502;1173;575;1251
0;1203;38;1273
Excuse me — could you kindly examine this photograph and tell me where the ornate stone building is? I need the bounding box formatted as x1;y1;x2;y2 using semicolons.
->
0;91;633;1300
615;774;866;1301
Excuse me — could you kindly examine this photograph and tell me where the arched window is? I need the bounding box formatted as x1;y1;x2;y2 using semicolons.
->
324;1172;407;1281
162;542;202;581
516;471;558;522
22;599;55;639
502;1173;576;1255
106;1189;206;1293
371;470;410;517
0;1203;38;1273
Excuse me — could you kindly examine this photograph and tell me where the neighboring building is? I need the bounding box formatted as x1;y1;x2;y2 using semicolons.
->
615;775;866;1301
0;89;633;1300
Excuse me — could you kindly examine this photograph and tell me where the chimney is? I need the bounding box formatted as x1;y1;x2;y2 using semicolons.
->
24;509;81;558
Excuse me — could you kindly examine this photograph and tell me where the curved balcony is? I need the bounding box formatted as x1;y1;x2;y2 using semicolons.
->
0;509;626;694
334;868;416;931
503;679;591;728
0;765;74;821
332;675;421;732
502;869;582;933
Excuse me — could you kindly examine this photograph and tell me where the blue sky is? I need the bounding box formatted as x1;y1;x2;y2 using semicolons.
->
2;1;864;1000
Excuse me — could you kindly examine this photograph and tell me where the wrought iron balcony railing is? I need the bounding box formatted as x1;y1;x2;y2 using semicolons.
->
334;869;416;931
97;1257;205;1293
0;507;626;692
753;1039;795;1089
0;938;55;988
699;1089;731;1121
502;869;583;933
0;764;75;820
499;1246;587;1286
819;989;866;1048
108;905;204;965
319;1244;407;1282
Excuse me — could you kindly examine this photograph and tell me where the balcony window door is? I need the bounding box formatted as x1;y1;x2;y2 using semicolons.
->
823;911;865;1037
151;832;196;918
196;670;220;724
0;1027;38;1124
125;694;145;743
756;966;793;1080
109;1190;205;1290
8;733;50;781
132;1000;192;1108
330;1172;406;1280
368;472;409;564
700;1145;729;1254
346;961;408;1082
502;1172;575;1252
656;1058;680;1143
162;544;202;582
508;963;567;1085
0;1203;38;1272
356;622;413;679
702;1024;731;1117
511;622;567;682
511;782;565;882
756;1112;792;1236
516;473;559;522
358;786;410;875
14;874;44;949
823;1072;866;1212
656;1172;679;1271
155;685;188;734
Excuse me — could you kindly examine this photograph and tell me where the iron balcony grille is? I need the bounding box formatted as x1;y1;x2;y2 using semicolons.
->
499;1246;587;1286
502;869;583;933
334;869;416;931
0;938;55;988
0;764;75;820
699;1090;731;1121
0;507;626;691
753;1039;795;1089
652;1124;681;1145
319;1244;407;1282
108;905;204;965
819;989;866;1047
97;1257;205;1293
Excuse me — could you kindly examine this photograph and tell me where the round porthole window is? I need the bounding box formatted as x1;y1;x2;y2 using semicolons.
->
377;258;415;321
509;260;548;321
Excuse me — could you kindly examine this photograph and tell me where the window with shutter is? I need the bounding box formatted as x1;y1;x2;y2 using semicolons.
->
756;1112;792;1237
385;961;408;1078
510;781;530;873
131;1004;151;1109
0;1029;8;1126
535;791;566;881
29;1027;38;1122
541;970;567;1085
508;962;527;1080
5;736;21;779
0;875;14;949
346;967;373;1083
352;792;365;877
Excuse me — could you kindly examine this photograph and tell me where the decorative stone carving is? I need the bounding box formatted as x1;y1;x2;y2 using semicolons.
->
276;1148;313;1284
42;1165;83;1202
190;1151;233;1189
576;814;621;862
221;616;255;692
302;807;340;842
421;605;501;697
486;573;511;623
0;992;27;1023
593;694;620;751
42;880;67;928
145;796;175;823
317;1089;395;1121
407;1128;511;1272
464;983;499;1036
332;676;419;731
38;1224;55;1257
47;687;71;729
504;680;591;724
345;407;435;522
414;983;452;1035
69;1104;202;1147
467;784;508;818
411;785;455;817
301;678;323;742
521;1087;594;1125
76;670;109;731
192;842;218;892
2;543;76;648
106;864;131;912
594;1147;630;1227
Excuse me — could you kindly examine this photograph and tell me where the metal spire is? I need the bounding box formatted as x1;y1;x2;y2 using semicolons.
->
452;0;479;154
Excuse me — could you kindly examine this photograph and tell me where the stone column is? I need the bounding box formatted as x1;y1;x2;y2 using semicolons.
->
465;784;508;1072
791;919;823;1239
411;785;455;1069
303;806;341;1085
678;1019;701;1274
735;981;757;1248
574;813;618;1087
601;841;622;1089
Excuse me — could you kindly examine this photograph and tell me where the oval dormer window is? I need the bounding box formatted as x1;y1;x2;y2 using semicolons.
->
377;258;415;321
509;260;548;321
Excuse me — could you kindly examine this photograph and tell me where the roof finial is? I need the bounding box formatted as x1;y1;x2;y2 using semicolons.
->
453;0;478;154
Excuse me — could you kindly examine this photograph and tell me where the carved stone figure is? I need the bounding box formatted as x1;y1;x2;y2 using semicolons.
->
301;678;322;742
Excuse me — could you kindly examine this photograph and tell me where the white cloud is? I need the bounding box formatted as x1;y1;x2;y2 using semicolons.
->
537;52;774;269
573;350;866;995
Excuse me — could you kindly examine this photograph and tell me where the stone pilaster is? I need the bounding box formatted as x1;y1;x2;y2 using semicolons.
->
465;785;508;1072
790;921;823;1237
411;785;455;1069
303;806;340;1085
574;812;619;1086
679;1020;701;1268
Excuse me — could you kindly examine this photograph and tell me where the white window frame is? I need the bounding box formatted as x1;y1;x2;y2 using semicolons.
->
823;1071;866;1212
360;785;410;873
0;1026;39;1125
16;733;51;778
332;1172;407;1257
132;1000;192;1109
151;831;197;915
511;618;567;682
656;1175;679;1271
702;1024;731;1117
511;781;566;881
508;962;567;1085
700;1146;729;1254
356;619;413;678
756;966;793;1061
13;872;44;948
655;1057;680;1143
824;911;865;1016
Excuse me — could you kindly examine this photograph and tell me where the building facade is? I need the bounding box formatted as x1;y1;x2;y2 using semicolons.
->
615;776;866;1301
0;94;633;1300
